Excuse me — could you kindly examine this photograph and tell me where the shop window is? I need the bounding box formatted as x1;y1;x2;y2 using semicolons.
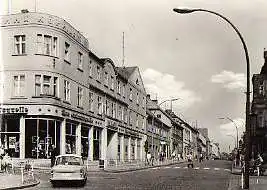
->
93;128;101;160
14;35;26;55
13;75;25;97
81;126;89;158
66;123;77;154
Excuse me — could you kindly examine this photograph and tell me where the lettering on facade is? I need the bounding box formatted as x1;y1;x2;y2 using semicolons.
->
71;113;93;123
107;120;118;131
0;106;28;114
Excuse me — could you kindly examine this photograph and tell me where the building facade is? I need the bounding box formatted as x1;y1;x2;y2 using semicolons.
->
0;11;146;164
251;50;267;157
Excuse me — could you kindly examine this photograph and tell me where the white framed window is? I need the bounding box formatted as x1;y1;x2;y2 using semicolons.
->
104;72;108;86
14;35;26;55
64;42;70;62
117;81;121;94
111;102;116;118
89;92;94;112
129;88;133;101
97;96;102;115
96;66;101;81
37;34;57;56
78;52;83;70
77;86;83;107
111;76;114;90
118;106;122;120
34;75;58;97
64;80;70;102
13;75;25;97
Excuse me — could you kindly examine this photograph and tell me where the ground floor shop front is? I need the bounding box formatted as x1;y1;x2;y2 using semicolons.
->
0;105;145;164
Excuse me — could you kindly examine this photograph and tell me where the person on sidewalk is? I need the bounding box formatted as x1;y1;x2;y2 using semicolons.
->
50;145;57;167
2;151;12;173
147;152;151;166
187;152;194;168
0;145;4;171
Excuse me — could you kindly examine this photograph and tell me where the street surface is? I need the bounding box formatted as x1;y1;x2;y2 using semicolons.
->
31;160;232;190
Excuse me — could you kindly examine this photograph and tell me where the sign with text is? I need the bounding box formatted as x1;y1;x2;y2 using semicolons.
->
0;106;28;114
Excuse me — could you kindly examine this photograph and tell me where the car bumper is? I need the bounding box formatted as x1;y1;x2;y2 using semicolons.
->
50;177;86;181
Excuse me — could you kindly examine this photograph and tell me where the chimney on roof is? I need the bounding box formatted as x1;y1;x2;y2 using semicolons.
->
21;9;29;13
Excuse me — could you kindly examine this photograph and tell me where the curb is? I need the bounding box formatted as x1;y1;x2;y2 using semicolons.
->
0;180;40;190
103;161;186;173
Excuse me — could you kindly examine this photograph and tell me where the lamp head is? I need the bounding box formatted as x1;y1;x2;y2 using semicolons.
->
173;8;196;14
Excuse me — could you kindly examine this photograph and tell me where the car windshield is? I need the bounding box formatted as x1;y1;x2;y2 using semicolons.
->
55;156;83;166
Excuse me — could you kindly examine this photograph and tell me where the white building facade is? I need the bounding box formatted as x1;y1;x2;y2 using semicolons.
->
0;11;146;165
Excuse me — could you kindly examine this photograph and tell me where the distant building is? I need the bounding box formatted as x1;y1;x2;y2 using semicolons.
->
251;50;267;157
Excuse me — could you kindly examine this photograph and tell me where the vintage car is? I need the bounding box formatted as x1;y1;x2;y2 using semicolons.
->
50;154;87;186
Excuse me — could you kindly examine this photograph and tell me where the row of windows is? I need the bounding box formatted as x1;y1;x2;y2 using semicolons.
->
10;74;145;128
13;34;146;108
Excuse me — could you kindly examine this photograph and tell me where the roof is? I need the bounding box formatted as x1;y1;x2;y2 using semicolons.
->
116;66;137;80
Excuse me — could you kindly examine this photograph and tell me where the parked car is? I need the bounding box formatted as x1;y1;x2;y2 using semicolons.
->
50;154;87;187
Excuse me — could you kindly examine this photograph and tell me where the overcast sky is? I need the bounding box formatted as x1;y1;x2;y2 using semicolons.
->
2;0;267;152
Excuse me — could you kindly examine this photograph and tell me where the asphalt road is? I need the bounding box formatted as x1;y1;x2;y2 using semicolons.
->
31;160;232;190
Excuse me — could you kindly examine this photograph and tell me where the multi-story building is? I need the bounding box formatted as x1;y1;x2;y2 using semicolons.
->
197;131;207;158
251;50;267;157
0;10;146;165
146;95;172;159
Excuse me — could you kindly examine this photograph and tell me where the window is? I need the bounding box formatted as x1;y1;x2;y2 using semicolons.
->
142;97;145;108
111;76;114;90
104;72;108;86
96;66;101;81
97;96;102;115
14;35;26;55
89;61;93;77
122;84;125;97
37;34;58;56
106;100;110;116
136;92;139;105
121;107;124;121
259;83;264;95
118;106;122;120
77;87;83;107
129;88;133;101
64;42;70;62
78;52;83;70
89;92;94;112
34;75;58;97
136;114;139;128
124;108;128;123
117;81;121;94
13;75;25;96
103;99;106;115
129;111;132;125
64;80;70;102
111;102;116;118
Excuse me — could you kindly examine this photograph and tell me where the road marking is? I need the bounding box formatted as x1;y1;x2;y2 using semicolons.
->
165;166;171;169
194;167;199;170
174;166;180;169
214;168;220;170
224;169;231;171
203;168;210;170
183;167;188;169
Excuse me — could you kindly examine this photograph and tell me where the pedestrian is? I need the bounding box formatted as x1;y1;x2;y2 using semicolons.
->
2;151;11;173
147;151;151;166
50;145;57;167
187;152;194;168
0;145;5;171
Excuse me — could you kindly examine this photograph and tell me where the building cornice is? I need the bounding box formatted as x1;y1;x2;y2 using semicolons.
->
0;12;89;50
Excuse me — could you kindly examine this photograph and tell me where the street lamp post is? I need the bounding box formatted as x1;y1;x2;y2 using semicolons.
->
219;117;239;149
158;98;180;111
173;8;250;189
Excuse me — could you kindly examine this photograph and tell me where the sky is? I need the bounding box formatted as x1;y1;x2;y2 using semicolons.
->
1;0;267;152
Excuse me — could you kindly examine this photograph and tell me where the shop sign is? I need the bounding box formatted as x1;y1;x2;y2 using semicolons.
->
0;106;28;114
61;109;93;123
107;120;118;131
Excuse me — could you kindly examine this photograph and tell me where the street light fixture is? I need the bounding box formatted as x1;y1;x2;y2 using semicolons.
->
218;117;239;149
158;98;180;111
173;7;251;189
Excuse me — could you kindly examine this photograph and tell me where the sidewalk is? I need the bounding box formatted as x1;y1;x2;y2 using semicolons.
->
228;174;267;190
0;171;39;190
